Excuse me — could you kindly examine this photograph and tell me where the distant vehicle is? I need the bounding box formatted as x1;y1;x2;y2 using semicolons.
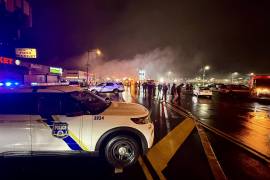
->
89;82;124;94
249;75;270;99
218;84;250;97
182;83;193;95
193;87;212;98
208;83;225;91
0;85;154;168
68;81;87;87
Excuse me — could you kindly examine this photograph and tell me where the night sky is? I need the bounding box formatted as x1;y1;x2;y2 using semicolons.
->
30;0;270;76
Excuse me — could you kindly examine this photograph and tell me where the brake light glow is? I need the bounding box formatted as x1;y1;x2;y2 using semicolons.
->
256;88;270;95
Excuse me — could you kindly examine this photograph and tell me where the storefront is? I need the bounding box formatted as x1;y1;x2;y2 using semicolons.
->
24;64;63;85
0;56;28;84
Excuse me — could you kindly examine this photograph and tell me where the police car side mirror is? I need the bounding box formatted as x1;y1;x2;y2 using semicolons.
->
66;111;84;117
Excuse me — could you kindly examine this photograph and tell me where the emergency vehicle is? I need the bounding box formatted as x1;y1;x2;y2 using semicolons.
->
0;85;154;168
249;75;270;99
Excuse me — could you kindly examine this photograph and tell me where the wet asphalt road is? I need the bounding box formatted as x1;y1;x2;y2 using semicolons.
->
178;92;270;158
112;86;270;179
121;86;270;179
170;91;270;179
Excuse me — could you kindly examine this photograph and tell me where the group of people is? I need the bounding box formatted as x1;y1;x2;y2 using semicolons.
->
139;81;184;103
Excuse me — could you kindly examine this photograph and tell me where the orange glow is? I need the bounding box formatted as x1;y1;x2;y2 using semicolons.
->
256;88;270;95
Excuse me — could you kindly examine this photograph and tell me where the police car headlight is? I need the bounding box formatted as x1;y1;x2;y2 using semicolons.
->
131;116;151;124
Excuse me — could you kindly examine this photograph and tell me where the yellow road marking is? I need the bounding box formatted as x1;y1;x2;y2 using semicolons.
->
147;118;195;179
165;103;228;179
138;156;154;180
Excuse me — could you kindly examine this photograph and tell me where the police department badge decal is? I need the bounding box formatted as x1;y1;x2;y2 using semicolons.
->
52;122;69;138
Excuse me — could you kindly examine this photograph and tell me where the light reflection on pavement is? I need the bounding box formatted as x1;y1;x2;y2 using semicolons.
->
179;93;270;158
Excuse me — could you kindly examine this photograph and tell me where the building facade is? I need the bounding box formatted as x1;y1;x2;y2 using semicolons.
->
0;0;33;84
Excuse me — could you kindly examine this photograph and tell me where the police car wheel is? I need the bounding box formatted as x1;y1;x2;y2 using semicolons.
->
105;136;139;168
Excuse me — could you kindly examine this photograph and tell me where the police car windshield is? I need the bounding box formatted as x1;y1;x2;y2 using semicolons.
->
69;91;110;114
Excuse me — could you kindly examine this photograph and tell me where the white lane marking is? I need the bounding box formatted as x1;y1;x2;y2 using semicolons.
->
160;102;163;119
163;102;171;132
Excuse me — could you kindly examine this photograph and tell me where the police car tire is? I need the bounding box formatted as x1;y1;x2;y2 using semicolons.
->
105;135;139;168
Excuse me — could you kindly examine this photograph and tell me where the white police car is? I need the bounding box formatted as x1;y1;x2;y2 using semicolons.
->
0;86;154;168
89;82;124;94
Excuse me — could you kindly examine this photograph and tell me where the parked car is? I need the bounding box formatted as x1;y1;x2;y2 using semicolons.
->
193;86;212;98
208;83;225;91
89;82;124;94
218;84;250;97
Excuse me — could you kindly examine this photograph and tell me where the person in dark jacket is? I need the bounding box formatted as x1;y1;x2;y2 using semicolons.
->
142;82;147;95
162;83;168;101
176;83;183;104
157;83;162;99
171;83;176;103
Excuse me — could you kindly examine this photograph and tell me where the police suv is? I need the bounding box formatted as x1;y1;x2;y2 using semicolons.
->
0;86;154;168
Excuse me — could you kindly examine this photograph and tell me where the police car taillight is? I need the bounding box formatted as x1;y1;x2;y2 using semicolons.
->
131;116;151;124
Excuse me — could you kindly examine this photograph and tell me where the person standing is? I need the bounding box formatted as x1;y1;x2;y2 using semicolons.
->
176;83;183;104
171;83;176;103
153;83;156;97
142;82;147;95
157;83;162;98
162;83;168;101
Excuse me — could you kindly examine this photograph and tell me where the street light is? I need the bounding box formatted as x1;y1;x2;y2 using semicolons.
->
202;65;210;86
87;49;102;85
231;72;238;84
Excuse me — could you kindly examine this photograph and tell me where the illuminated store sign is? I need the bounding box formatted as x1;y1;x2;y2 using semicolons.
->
15;48;37;58
50;67;63;74
0;57;13;65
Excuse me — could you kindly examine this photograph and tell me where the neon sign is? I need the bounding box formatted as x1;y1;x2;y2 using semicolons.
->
0;57;13;65
15;48;37;58
50;67;63;74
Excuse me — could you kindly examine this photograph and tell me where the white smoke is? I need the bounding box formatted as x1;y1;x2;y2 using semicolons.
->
67;47;178;80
